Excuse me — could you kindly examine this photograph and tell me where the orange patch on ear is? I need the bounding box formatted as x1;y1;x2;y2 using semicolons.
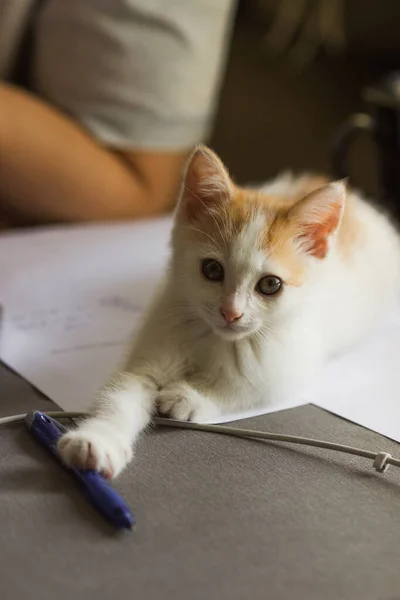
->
300;203;342;259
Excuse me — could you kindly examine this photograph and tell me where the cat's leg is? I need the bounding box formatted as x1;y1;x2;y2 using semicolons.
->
58;372;157;478
157;380;223;422
59;285;186;477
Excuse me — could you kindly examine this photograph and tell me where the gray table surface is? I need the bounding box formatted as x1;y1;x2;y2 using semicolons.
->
0;361;399;600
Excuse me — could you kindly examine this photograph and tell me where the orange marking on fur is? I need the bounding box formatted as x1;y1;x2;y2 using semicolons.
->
264;213;306;285
180;165;361;284
229;188;260;228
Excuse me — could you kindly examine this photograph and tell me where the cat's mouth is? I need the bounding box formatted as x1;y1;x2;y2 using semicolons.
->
213;321;254;341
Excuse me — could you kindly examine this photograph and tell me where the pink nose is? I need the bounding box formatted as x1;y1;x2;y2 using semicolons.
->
220;307;243;324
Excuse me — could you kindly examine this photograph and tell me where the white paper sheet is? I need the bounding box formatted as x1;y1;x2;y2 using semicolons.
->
0;220;306;420
0;221;399;441
309;310;400;441
0;219;171;410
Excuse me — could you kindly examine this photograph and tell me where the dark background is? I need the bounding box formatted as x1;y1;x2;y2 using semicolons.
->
211;1;400;205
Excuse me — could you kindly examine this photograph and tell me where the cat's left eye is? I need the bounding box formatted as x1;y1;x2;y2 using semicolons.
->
257;275;282;296
201;258;224;282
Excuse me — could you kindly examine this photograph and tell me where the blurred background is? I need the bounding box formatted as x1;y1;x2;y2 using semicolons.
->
1;0;399;225
211;0;400;201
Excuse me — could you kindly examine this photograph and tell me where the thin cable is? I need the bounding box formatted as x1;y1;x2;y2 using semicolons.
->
155;419;400;473
1;411;399;473
0;411;83;425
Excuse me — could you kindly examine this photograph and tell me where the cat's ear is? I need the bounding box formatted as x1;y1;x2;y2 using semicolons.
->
290;181;346;259
177;145;232;221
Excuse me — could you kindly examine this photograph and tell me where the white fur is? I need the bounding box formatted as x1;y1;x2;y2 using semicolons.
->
59;173;400;478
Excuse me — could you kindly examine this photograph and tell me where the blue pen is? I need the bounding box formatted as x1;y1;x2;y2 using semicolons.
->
25;411;135;530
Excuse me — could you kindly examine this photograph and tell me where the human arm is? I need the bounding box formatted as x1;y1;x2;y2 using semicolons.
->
0;83;187;224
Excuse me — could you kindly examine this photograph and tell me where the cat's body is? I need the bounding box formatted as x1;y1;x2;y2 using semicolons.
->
59;148;400;478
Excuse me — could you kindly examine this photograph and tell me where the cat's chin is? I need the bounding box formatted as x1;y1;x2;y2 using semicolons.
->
212;324;255;341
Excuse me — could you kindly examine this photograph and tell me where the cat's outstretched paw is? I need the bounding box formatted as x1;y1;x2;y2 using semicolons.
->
58;423;133;479
157;381;221;422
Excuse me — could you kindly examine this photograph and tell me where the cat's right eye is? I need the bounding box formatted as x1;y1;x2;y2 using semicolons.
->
257;275;282;296
201;258;224;282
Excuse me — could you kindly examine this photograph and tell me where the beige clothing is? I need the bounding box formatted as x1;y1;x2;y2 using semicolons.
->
0;0;236;149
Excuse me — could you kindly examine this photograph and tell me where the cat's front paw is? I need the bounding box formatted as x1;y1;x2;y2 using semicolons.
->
157;381;221;422
58;422;133;479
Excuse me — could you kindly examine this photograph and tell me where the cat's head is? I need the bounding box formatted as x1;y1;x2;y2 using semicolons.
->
171;146;346;341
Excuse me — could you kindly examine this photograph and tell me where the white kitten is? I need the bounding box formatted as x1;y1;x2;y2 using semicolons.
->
59;146;400;478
